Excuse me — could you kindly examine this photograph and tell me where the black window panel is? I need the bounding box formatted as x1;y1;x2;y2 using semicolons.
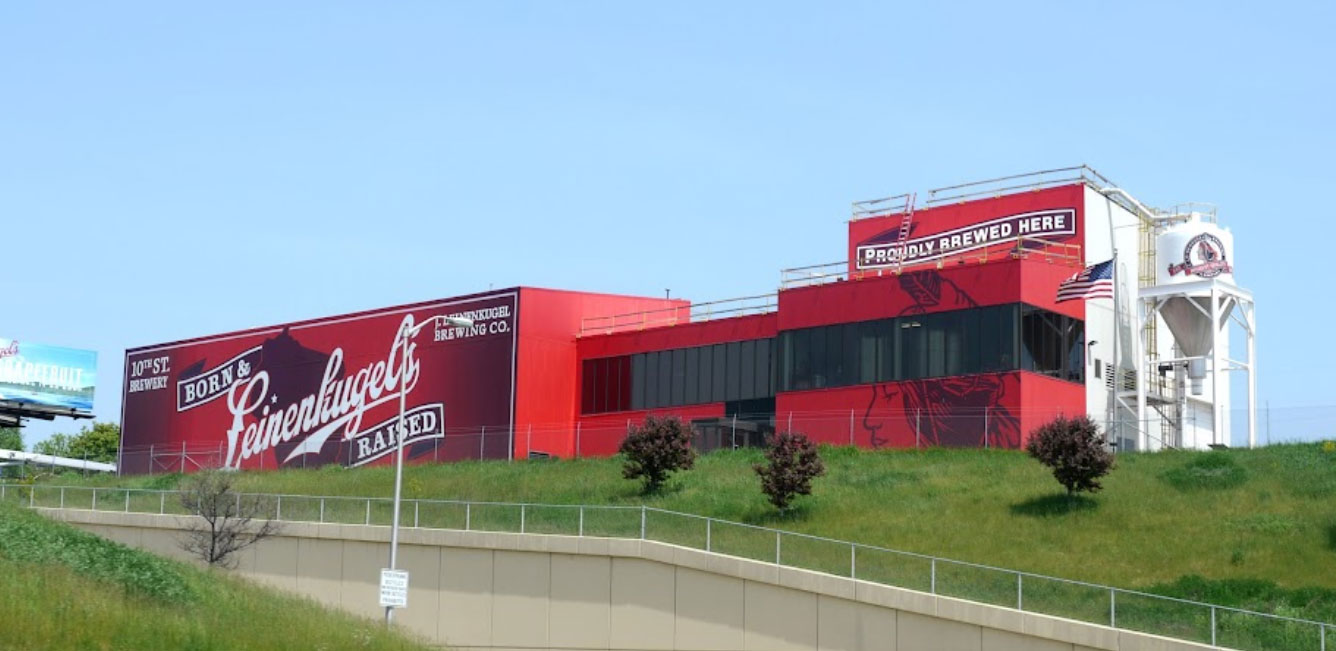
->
979;304;1017;372
604;357;617;413
1064;316;1085;383
669;349;685;406
698;345;713;404
739;340;757;400
712;343;727;402
1022;306;1064;378
631;353;646;410
857;321;877;384
795;329;814;391
657;350;673;407
684;347;699;405
581;359;596;414
898;317;927;380
756;338;773;398
644;352;660;409
594;358;609;414
614;355;631;411
809;327;827;388
822;325;842;387
876;319;895;381
725;342;741;401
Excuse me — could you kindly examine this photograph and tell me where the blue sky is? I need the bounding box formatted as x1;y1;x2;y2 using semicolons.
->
3;2;1332;446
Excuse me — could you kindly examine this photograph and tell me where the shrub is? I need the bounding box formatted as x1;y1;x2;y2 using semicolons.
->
1025;416;1114;496
619;416;696;493
754;431;826;511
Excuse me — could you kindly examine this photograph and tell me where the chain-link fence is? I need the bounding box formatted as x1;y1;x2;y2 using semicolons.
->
105;403;1335;476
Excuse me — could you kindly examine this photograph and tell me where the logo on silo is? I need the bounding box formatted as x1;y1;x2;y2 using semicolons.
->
1168;233;1232;278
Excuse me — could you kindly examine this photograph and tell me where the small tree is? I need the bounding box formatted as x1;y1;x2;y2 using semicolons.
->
754;431;826;511
69;422;120;463
179;471;280;568
1025;415;1114;496
0;427;22;452
619;416;696;493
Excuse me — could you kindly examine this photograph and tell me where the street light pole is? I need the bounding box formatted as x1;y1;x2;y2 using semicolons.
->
386;313;472;626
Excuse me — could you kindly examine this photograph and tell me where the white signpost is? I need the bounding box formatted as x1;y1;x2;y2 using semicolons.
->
379;569;409;609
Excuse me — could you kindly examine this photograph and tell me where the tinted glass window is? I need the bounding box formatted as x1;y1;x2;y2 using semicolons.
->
643;352;659;409
657;350;673;407
631;353;646;410
739;340;756;400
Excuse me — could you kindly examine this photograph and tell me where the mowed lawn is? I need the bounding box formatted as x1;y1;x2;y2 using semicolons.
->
36;443;1336;623
0;502;431;651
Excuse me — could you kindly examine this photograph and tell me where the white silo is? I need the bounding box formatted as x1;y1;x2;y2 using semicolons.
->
1136;210;1256;450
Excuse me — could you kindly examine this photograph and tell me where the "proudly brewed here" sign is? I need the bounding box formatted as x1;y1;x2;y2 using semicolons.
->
856;208;1076;270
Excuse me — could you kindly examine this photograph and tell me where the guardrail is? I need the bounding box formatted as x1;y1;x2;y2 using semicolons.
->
8;484;1329;650
578;293;777;336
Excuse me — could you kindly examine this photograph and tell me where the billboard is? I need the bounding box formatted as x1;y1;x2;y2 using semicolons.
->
120;290;518;473
0;339;97;412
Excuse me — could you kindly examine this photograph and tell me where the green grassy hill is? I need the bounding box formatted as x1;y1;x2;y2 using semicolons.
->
35;443;1336;632
0;502;430;651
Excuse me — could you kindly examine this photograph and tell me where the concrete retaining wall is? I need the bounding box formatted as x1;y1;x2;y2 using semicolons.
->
40;508;1217;651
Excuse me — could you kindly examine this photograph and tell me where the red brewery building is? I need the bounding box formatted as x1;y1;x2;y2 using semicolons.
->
120;167;1253;473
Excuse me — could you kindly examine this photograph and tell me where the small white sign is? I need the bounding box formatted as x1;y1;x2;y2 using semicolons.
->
379;569;409;608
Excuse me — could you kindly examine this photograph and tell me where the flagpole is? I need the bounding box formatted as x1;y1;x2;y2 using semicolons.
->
1110;247;1120;450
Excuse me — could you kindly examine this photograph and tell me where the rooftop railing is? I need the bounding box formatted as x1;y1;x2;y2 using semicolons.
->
578;293;777;337
780;237;1083;290
849;165;1117;222
11;483;1330;651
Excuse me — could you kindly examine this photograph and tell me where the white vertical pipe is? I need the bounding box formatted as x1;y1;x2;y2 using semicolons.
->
1210;286;1223;446
1247;303;1257;448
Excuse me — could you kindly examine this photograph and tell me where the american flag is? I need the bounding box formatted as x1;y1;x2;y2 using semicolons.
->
1056;259;1115;302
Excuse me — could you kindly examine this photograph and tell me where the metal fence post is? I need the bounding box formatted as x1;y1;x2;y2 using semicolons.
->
1017;574;1023;610
520;504;526;533
775;532;781;565
1321;624;1326;651
984;407;990;449
930;558;936;593
479;426;486;460
1110;589;1116;627
319;498;325;523
414;500;419;528
578;506;584;537
180;441;186;473
850;544;856;579
915;409;921;449
849;409;854;445
29;485;35;508
365;499;370;525
159;491;164;514
276;495;282;521
640;506;646;539
576;422;582;458
1210;606;1216;647
706;518;712;552
60;487;65;509
92;488;97;510
124;490;129;512
465;503;471;531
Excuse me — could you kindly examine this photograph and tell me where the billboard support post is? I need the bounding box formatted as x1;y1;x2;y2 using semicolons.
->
386;314;473;628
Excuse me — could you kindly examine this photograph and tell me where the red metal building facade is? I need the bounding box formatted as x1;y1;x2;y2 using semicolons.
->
119;184;1092;473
